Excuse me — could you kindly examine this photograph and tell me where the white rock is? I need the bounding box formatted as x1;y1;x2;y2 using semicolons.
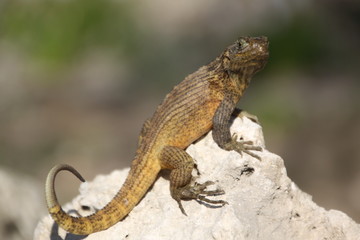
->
34;117;360;240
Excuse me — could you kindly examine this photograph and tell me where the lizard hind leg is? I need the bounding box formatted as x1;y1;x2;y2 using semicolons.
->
159;146;227;215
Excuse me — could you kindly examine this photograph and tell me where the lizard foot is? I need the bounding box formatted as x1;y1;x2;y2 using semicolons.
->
224;133;262;160
174;181;228;215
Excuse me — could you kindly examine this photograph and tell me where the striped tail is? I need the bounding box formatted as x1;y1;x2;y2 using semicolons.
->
45;163;159;235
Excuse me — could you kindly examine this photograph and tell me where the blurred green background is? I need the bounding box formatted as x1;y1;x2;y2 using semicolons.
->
0;0;359;239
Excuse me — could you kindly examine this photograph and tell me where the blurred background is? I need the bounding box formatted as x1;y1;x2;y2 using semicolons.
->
0;0;359;239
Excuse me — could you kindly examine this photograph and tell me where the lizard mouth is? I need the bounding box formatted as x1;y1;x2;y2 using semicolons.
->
251;36;269;58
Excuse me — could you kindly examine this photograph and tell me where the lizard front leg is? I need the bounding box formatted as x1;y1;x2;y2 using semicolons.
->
213;94;262;160
159;146;227;215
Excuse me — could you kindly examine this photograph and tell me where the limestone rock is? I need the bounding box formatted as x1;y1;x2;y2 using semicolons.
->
34;117;360;240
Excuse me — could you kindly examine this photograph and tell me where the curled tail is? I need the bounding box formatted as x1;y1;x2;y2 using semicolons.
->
45;163;159;235
45;164;85;211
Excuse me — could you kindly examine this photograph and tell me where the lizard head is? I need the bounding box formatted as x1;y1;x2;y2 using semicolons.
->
222;36;269;77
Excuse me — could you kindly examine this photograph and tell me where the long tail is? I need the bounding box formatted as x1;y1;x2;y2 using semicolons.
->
45;163;159;235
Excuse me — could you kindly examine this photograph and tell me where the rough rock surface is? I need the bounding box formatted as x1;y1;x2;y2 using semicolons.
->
34;117;360;240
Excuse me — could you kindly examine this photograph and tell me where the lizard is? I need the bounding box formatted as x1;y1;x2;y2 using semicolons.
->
45;36;269;235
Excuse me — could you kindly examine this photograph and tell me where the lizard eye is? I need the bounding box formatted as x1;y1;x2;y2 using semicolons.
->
237;39;249;50
227;38;250;56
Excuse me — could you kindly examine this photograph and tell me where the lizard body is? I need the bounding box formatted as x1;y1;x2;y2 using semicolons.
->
46;36;269;235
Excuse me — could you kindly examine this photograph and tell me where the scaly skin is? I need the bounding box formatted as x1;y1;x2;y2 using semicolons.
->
46;36;269;235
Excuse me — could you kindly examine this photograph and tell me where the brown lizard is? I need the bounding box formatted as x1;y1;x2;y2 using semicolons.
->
45;36;269;235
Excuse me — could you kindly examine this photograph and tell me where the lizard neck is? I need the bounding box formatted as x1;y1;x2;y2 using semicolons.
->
226;68;253;98
232;64;260;84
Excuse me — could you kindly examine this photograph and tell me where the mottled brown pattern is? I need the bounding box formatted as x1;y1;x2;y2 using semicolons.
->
45;36;269;235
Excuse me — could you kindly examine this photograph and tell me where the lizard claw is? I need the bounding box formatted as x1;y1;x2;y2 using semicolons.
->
225;133;262;160
174;181;228;215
